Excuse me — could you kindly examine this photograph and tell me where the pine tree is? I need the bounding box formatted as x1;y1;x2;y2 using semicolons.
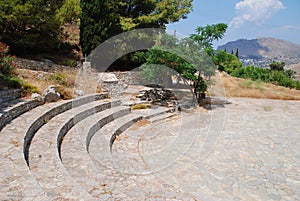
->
80;0;193;55
235;48;239;58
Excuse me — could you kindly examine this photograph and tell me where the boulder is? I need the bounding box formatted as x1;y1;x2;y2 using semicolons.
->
43;85;60;102
98;73;118;83
31;93;43;101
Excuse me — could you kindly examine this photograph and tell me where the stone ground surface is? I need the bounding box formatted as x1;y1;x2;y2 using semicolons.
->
0;91;299;200
86;97;300;200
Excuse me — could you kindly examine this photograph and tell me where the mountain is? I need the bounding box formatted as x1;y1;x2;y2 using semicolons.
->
217;37;300;67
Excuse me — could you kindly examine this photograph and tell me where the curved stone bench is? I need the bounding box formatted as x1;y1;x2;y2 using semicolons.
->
60;106;135;199
0;93;107;200
0;98;44;131
24;93;108;166
57;99;123;159
28;98;124;199
0;100;66;200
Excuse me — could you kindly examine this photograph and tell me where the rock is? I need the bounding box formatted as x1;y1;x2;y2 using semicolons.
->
31;93;43;101
98;73;119;83
42;85;60;102
74;89;84;96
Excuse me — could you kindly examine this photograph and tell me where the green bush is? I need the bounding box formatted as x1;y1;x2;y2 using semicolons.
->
21;82;38;95
227;65;299;90
0;42;15;76
49;73;67;85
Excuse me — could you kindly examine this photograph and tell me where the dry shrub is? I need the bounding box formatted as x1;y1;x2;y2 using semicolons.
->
15;68;78;99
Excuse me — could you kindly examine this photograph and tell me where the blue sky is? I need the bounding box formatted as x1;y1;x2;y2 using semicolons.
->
167;0;300;47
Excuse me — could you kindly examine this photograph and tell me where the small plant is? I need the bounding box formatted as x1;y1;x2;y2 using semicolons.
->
49;73;67;85
132;104;147;110
255;81;265;92
0;42;15;76
21;82;39;96
240;80;253;88
4;76;22;88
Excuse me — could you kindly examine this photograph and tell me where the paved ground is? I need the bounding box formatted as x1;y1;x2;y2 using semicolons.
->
1;95;299;200
88;97;300;200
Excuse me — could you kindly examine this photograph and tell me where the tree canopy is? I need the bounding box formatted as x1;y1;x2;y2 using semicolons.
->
0;0;64;54
80;0;193;55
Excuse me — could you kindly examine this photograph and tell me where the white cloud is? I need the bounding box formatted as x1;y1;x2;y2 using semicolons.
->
229;0;285;28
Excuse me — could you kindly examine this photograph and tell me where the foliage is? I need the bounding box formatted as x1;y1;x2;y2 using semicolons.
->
214;50;299;90
190;23;227;55
213;50;242;72
21;82;38;96
0;42;22;89
269;61;285;71
226;65;299;90
0;0;63;54
134;33;218;101
56;0;81;25
80;0;193;55
0;42;15;76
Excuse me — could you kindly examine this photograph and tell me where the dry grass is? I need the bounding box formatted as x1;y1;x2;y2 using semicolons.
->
132;104;148;110
208;71;300;100
15;68;79;99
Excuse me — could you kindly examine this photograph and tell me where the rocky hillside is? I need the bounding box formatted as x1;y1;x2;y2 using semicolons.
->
217;37;300;67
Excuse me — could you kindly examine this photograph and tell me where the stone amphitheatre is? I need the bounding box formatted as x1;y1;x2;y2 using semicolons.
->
0;61;299;200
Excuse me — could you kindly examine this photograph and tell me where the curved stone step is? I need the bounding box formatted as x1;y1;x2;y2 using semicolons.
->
28;99;120;200
0;101;64;200
0;94;107;200
87;113;188;199
61;106;132;199
24;93;108;166
0;98;44;131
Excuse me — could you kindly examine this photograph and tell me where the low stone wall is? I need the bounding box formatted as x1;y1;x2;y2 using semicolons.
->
14;58;78;73
0;99;45;131
0;89;21;105
113;71;143;85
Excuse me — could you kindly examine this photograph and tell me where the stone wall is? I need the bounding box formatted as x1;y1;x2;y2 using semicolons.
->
0;89;21;105
14;58;78;73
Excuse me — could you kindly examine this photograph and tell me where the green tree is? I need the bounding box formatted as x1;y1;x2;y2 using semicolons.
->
235;48;239;58
269;61;285;71
56;0;81;25
80;0;193;55
190;23;227;56
214;50;242;73
0;0;63;54
134;23;228;101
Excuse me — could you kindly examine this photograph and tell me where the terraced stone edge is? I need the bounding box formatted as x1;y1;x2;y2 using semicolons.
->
57;100;122;160
109;116;143;152
0;98;45;132
86;108;132;153
23;93;108;167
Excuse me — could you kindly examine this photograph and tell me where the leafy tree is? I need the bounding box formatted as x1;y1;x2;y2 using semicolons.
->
269;61;285;71
213;50;242;72
0;0;64;54
56;0;81;25
190;23;227;56
134;23;228;101
80;0;193;55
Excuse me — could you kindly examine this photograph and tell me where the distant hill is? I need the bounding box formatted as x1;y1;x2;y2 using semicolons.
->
217;37;300;67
